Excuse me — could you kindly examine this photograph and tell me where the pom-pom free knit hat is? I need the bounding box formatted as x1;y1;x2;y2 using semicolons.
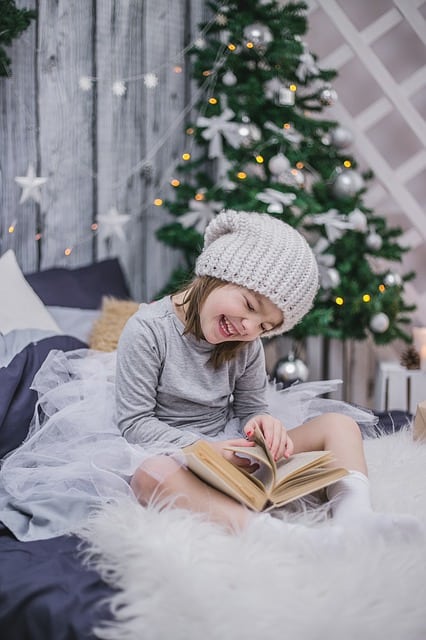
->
195;209;319;336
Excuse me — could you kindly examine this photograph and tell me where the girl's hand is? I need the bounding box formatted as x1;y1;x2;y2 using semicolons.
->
244;415;294;462
210;439;258;473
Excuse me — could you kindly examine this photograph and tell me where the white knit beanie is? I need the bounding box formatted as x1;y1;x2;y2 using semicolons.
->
195;209;319;336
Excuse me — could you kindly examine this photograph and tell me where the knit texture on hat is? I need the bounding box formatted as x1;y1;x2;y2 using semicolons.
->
195;210;319;336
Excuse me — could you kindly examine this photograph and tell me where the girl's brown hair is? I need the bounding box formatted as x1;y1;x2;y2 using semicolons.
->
176;276;246;369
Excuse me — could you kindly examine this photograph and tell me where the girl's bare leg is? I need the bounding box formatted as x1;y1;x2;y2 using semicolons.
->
131;456;250;531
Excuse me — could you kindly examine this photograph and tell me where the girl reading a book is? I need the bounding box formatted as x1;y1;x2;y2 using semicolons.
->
0;210;420;543
117;210;420;541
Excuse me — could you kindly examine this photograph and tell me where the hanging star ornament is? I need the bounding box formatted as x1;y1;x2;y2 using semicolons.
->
97;207;131;242
14;164;48;204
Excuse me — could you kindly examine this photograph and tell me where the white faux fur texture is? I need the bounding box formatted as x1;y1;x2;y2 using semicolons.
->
78;429;426;640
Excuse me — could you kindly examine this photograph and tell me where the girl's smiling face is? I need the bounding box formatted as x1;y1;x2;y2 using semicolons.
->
198;284;283;344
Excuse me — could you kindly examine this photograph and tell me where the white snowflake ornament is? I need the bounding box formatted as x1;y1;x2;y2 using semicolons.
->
112;81;126;96
79;76;93;91
14;164;48;204
144;73;158;89
97;207;131;242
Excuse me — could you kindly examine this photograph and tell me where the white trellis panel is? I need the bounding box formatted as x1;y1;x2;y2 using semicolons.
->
300;0;426;407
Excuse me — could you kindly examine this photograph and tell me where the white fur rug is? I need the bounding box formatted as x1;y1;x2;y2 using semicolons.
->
78;428;426;640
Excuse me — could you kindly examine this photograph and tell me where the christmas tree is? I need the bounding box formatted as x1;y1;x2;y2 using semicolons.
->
156;0;415;345
0;0;36;77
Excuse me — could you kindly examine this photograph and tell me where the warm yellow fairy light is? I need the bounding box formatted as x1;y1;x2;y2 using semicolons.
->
202;70;212;76
343;160;352;168
173;65;183;73
237;171;247;180
289;83;297;92
378;284;386;293
246;41;254;48
171;179;180;187
186;127;194;135
362;294;371;303
8;225;15;233
91;223;98;231
182;153;191;161
335;296;344;306
208;97;218;105
283;123;291;129
291;168;299;176
296;161;304;169
194;193;205;201
64;248;72;256
153;198;163;206
35;233;42;241
228;43;236;51
255;155;264;163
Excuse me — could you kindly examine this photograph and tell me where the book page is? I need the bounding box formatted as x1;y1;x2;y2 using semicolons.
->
224;441;274;493
270;467;348;507
274;451;335;487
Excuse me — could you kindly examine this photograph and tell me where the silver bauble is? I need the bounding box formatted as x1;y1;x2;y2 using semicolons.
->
366;232;383;251
384;272;402;287
320;85;338;106
274;352;309;386
370;312;390;333
331;169;364;199
330;126;353;149
243;23;273;50
238;122;261;147
268;153;290;175
222;70;237;86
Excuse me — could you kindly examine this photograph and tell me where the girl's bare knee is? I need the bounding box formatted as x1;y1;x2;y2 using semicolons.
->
130;455;181;505
323;412;362;440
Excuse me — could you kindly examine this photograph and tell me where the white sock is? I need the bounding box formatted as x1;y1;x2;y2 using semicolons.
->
327;471;423;542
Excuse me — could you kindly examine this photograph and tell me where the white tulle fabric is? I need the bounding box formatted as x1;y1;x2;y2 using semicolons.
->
0;348;376;541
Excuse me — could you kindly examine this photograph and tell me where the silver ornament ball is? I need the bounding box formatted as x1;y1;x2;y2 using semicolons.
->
370;312;390;333
274;352;309;386
330;126;353;149
222;70;237;86
243;23;273;50
384;272;402;287
238;122;261;147
268;153;290;175
331;169;364;199
320;85;338;106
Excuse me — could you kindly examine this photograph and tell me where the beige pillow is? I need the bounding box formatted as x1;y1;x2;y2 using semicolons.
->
89;297;140;352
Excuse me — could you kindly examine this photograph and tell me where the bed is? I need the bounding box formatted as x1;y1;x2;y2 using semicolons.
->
0;249;425;640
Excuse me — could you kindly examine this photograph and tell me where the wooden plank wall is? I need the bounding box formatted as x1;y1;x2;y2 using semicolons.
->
0;0;206;301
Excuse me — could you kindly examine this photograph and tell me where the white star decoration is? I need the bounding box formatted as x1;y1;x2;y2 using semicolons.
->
97;207;131;242
14;164;48;204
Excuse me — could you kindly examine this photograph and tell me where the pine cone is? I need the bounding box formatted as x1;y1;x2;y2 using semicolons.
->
400;345;420;369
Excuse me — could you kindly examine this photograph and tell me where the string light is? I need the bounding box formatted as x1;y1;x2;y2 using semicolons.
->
255;155;264;163
237;171;247;180
362;294;371;303
283;123;291;129
171;179;180;187
35;233;42;241
173;65;183;73
153;198;163;206
246;41;254;49
335;296;344;305
289;83;297;92
8;224;15;234
194;193;205;201
91;223;98;231
202;70;212;76
64;247;72;256
378;284;386;293
186;127;194;135
182;153;191;161
343;160;352;168
208;97;218;105
227;43;236;51
296;161;304;169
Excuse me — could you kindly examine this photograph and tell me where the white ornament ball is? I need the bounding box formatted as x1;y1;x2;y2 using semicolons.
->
370;312;390;333
243;23;273;50
330;126;353;149
366;232;383;251
268;153;290;175
238;123;261;147
331;169;364;199
222;70;237;86
384;272;402;287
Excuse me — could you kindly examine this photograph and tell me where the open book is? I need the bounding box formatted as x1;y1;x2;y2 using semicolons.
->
183;426;348;512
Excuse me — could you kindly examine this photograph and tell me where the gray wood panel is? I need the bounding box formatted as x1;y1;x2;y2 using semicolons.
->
0;0;38;272
37;0;95;268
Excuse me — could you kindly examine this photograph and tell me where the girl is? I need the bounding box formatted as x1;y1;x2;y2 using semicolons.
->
0;210;419;542
116;209;420;540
